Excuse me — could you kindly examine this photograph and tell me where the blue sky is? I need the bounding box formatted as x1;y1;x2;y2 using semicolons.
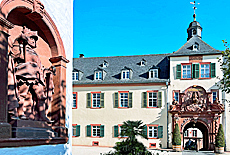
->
73;0;230;58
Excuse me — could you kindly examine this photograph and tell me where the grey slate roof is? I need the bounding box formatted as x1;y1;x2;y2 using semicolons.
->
170;36;221;57
73;54;170;85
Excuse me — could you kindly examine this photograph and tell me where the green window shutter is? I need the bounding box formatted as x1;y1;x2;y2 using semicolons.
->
142;92;147;108
193;64;199;78
86;125;91;137
114;92;119;108
176;64;181;79
158;126;163;138
100;125;104;137
211;63;216;78
76;125;80;137
86;93;91;108
157;92;162;108
100;93;104;108
143;125;147;138
128;92;133;108
114;125;119;137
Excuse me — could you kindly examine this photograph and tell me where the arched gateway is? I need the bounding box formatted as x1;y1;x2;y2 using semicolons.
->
169;85;224;150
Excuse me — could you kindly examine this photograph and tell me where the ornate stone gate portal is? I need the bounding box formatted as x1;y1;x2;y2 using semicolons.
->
169;85;224;150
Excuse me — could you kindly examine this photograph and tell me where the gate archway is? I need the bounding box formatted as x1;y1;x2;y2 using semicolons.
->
169;85;225;150
182;120;209;150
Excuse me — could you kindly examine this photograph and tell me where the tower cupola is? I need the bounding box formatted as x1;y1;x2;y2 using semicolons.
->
187;1;202;40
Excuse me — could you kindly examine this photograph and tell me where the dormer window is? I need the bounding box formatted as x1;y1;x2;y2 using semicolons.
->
140;59;146;66
72;72;79;81
149;69;158;78
102;61;108;68
121;66;132;80
95;71;102;80
122;70;130;79
193;43;199;51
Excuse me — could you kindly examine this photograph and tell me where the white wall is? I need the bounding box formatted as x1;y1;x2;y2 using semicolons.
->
73;85;168;149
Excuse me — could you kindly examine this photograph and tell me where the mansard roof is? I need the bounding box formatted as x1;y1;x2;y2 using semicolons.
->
170;36;221;57
73;54;169;85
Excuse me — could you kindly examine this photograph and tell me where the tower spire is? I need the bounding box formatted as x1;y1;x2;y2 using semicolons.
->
190;1;200;21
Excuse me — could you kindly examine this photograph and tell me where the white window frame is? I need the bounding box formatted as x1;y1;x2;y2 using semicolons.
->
73;93;77;108
120;93;128;107
174;92;179;102
92;126;101;137
148;92;157;107
140;61;145;66
212;91;218;103
119;125;128;137
192;130;197;137
92;93;101;108
200;64;210;78
95;71;102;80
184;130;188;137
122;70;130;79
148;126;158;138
193;43;199;51
182;65;191;79
103;62;108;68
72;125;77;136
149;69;158;78
72;72;79;81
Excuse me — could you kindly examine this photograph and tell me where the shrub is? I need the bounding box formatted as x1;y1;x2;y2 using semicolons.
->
215;124;225;147
172;123;181;145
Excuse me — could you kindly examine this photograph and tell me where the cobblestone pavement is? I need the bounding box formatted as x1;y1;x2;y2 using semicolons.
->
72;146;230;155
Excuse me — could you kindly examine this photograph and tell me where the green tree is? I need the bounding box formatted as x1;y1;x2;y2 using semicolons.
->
106;120;151;155
215;124;225;148
172;123;181;146
217;40;230;93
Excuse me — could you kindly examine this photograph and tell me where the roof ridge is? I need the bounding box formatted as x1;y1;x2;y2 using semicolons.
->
73;53;171;59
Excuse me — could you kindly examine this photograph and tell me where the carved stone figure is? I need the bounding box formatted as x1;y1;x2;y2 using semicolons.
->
8;26;55;122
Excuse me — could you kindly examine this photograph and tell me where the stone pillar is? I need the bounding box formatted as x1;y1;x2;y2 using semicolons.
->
0;17;14;138
49;56;69;137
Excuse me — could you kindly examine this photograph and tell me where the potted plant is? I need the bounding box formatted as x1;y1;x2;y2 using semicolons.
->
215;124;225;153
172;123;181;151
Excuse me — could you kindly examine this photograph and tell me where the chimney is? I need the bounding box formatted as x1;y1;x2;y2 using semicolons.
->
79;54;84;58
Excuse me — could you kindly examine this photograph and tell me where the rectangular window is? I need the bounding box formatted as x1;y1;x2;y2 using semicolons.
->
72;72;79;81
213;91;217;102
200;64;210;78
148;92;157;107
95;71;102;80
174;92;179;102
182;64;191;79
148;126;158;138
87;92;104;108
122;70;130;79
92;126;101;137
149;143;156;148
114;92;132;108
211;90;219;103
184;130;188;137
149;69;158;78
73;92;77;108
72;124;80;137
120;93;128;107
192;130;197;137
92;93;101;108
87;124;104;137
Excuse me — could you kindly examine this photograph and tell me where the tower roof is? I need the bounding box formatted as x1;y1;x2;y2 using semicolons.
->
169;36;221;57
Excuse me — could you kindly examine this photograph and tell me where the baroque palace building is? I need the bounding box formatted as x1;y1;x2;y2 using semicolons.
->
72;15;229;151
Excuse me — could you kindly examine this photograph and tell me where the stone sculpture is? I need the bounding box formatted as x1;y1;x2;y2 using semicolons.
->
8;26;55;122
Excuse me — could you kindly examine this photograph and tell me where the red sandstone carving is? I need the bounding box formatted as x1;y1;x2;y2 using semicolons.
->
8;26;55;122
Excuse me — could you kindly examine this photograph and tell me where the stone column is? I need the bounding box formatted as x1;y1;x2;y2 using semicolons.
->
0;17;14;138
49;56;69;137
